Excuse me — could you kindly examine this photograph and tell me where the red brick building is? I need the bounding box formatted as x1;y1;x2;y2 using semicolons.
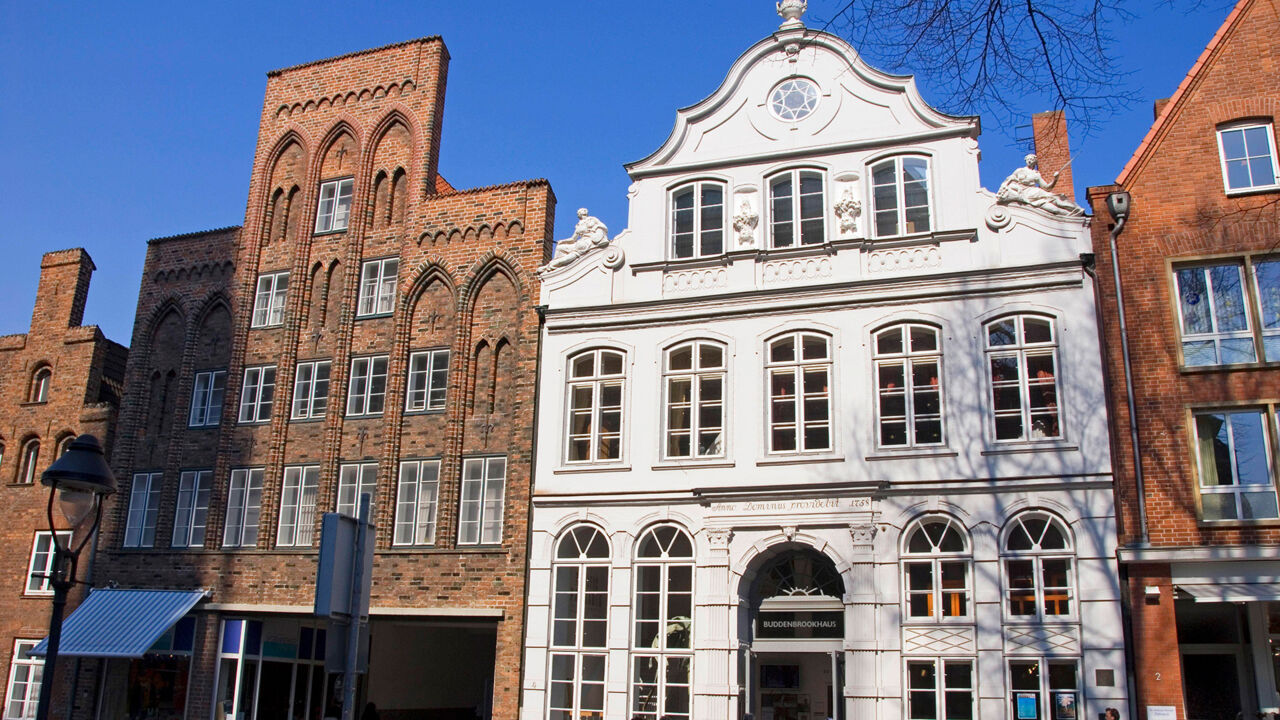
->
0;249;126;719
77;37;553;720
1087;0;1280;717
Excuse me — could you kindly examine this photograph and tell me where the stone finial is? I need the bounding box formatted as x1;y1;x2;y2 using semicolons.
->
777;0;807;28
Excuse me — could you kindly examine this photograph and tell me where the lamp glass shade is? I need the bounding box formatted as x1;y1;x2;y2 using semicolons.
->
58;487;97;530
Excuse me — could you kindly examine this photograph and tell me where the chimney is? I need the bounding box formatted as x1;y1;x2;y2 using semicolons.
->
31;248;95;331
1032;110;1075;203
1153;97;1172;120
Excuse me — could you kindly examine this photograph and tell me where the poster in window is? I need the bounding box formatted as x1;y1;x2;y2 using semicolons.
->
1016;692;1039;720
1053;692;1077;720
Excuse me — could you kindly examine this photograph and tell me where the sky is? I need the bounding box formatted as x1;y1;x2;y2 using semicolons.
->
0;0;1236;342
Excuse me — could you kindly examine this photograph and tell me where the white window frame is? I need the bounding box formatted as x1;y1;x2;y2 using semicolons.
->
458;456;505;546
1006;657;1080;720
870;155;932;238
222;468;264;548
405;349;449;413
25;532;71;595
662;340;726;459
393;459;441;546
172;469;212;548
564;349;626;464
188;370;226;427
237;365;276;424
1216;121;1279;194
985;315;1062;442
1192;408;1280;522
766;331;833;454
1001;512;1076;622
250;271;289;328
123;472;162;548
356;258;399;317
631;525;694;720
4;640;43;720
337;463;377;518
874;323;945;448
1174;262;1257;366
277;465;320;547
901;515;972;622
345;356;388;417
314;177;354;233
904;657;975;720
548;525;610;720
669;180;726;259
17;441;39;485
767;168;825;248
291;360;331;420
29;368;50;404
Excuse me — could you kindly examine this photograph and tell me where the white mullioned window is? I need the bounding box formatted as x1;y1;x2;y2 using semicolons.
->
769;169;825;248
188;370;227;427
986;315;1061;441
766;331;833;453
314;177;354;233
123;472;162;548
405;349;449;412
29;368;50;404
670;181;725;259
1217;122;1278;193
548;525;610;720
631;525;693;720
1255;258;1280;362
393;459;441;546
906;658;974;720
25;532;70;595
1175;262;1256;365
223;468;264;548
291;360;331;420
357;258;399;317
1007;658;1079;720
250;271;289;328
277;465;320;547
337;463;377;518
902;515;971;621
458;456;505;545
17;441;39;485
1192;408;1279;521
172;470;212;548
663;340;725;459
1003;512;1075;621
346;356;388;416
874;323;944;447
238;366;276;424
565;349;625;463
871;155;931;237
4;640;43;720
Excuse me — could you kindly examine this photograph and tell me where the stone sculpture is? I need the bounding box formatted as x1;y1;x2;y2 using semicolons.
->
995;154;1083;217
732;200;759;247
538;208;610;273
834;187;862;235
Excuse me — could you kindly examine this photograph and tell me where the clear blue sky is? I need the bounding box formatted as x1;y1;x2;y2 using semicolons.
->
0;0;1233;342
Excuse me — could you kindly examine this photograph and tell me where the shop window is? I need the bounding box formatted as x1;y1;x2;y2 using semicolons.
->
356;258;398;317
290;361;330;420
1008;658;1079;720
172;470;212;548
458;456;505;546
277;466;320;547
222;468;264;548
985;315;1061;441
1217;122;1278;193
1002;512;1075;620
871;156;931;237
670;181;725;259
663;340;725;459
901;515;971;621
766;331;832;453
907;658;974;720
874;323;944;447
25;532;71;595
337;463;376;519
631;525;693;720
123;472;162;548
1192;408;1280;521
345;356;388;417
4;640;43;720
548;525;610;720
564;349;625;463
237;366;276;424
393;459;440;546
188;370;226;427
405;349;449;412
314;178;353;233
769;169;825;248
216;620;327;720
250;271;289;328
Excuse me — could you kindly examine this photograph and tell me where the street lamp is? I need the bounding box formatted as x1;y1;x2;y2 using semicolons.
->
35;434;116;720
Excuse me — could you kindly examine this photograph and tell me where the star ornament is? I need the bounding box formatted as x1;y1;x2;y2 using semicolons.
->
770;79;818;121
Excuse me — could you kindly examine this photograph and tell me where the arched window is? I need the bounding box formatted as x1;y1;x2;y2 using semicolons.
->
756;549;843;599
874;323;943;447
670;181;725;259
766;331;832;453
769;169;825;247
1002;512;1074;620
29;367;51;403
565;349;625;463
663;340;725;459
549;525;610;720
986;314;1061;441
18;439;39;485
871;156;931;237
632;525;693;720
57;435;74;457
901;515;971;620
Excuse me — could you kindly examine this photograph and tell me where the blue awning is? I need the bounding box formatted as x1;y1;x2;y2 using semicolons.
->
30;588;208;658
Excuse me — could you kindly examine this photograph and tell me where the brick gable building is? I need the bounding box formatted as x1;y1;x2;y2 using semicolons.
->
78;37;553;720
1087;0;1280;717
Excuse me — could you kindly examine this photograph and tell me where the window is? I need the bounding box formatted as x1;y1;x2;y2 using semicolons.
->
357;258;398;317
1257;258;1280;361
670;181;725;259
16;441;39;485
548;526;610;720
1008;658;1078;720
871;156;931;237
902;515;971;621
223;468;264;548
1193;409;1279;521
906;658;974;720
188;370;226;427
1217;122;1278;192
337;463;376;518
25;532;70;595
769;78;819;121
5;640;43;720
986;315;1061;441
237;366;276;424
663;341;725;459
769;169;824;248
277;466;320;547
393;460;440;546
314;177;353;233
172;470;212;548
405;350;449;412
565;349;625;463
250;271;289;328
875;323;944;447
28;368;50;404
458;457;505;545
631;525;693;720
291;361;331;420
1174;256;1280;365
123;472;162;548
766;331;832;453
345;356;388;417
1003;512;1074;620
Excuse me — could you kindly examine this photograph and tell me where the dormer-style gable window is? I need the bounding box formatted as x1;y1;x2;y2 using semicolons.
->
769;169;825;248
670;181;725;259
1217;121;1278;193
871;156;931;237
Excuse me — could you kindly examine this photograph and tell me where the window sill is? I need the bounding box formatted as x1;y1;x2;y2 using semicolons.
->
981;441;1078;455
18;401;48;408
249;323;285;331
236;420;272;427
1197;517;1280;527
289;416;326;423
6;483;37;488
1224;184;1280;197
553;464;632;475
384;546;508;555
1179;360;1280;373
312;228;349;237
756;453;845;467
403;408;447;417
354;312;394;321
866;447;958;461
652;459;735;471
344;413;385;421
187;423;222;429
22;592;54;599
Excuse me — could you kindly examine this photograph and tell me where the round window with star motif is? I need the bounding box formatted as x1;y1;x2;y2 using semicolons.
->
769;78;819;121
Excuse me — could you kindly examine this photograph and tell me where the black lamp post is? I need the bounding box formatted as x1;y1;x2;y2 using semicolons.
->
35;434;116;720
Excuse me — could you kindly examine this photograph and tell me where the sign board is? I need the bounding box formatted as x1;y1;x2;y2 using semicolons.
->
324;618;369;674
315;513;374;618
755;611;844;639
1016;692;1038;720
1146;707;1177;720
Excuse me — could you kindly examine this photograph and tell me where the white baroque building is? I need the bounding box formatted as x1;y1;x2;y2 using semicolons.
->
522;8;1127;720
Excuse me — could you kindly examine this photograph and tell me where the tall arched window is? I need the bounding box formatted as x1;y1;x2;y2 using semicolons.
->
670;181;725;259
901;515;971;621
663;340;726;459
769;169;825;247
548;525;610;720
766;331;832;453
17;439;39;485
986;314;1061;441
57;435;74;457
874;323;944;447
871;156;931;237
29;367;51;403
565;349;625;463
1003;512;1074;620
632;525;693;720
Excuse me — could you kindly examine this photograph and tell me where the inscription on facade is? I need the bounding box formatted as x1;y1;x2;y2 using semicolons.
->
708;497;871;514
